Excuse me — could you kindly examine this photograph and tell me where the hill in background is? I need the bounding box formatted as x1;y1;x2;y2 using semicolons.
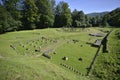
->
87;11;109;17
104;7;120;27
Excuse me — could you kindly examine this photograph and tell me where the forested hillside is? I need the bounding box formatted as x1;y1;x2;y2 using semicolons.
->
0;0;120;34
104;8;120;27
87;12;109;17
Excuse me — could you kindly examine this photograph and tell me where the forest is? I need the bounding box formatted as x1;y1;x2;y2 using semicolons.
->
0;0;120;34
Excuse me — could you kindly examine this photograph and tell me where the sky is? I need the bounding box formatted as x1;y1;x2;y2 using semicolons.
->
56;0;120;14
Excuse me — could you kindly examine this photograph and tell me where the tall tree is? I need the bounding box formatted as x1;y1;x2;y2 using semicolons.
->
0;6;17;33
85;15;92;27
49;0;55;10
36;0;54;28
2;0;22;30
22;0;39;29
72;9;78;27
90;16;102;27
54;1;72;27
54;4;62;27
101;17;109;27
72;10;86;27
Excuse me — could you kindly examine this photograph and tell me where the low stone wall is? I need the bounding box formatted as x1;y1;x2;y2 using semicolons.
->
86;43;102;76
60;63;84;75
86;30;112;76
102;30;112;53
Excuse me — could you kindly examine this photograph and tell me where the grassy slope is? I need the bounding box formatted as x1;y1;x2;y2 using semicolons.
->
90;28;120;80
39;28;104;75
0;57;87;80
0;28;108;80
0;28;90;80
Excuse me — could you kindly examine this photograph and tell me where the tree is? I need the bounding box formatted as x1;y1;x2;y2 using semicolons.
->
2;0;22;30
54;4;63;27
49;0;55;10
36;0;54;28
85;15;92;27
72;10;86;28
101;17;109;27
22;0;39;29
54;1;72;27
104;8;120;27
0;6;8;33
72;9;78;27
62;2;72;27
0;6;18;33
96;16;102;26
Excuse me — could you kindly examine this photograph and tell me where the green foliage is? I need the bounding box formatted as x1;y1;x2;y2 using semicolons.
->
89;16;103;27
49;0;56;10
54;5;62;27
22;0;39;29
0;6;20;33
115;29;120;39
91;29;120;80
72;10;90;28
104;8;120;27
36;0;54;28
2;0;22;28
54;1;72;27
73;10;85;27
0;0;119;33
61;2;72;27
101;17;109;27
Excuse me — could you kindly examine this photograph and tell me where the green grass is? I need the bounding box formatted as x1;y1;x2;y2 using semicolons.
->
90;28;120;80
0;28;111;80
0;57;87;80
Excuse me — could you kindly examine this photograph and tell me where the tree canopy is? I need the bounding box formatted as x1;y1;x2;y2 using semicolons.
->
0;0;120;34
54;1;72;27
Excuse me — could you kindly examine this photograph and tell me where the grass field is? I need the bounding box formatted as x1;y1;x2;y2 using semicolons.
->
90;28;120;80
1;27;118;80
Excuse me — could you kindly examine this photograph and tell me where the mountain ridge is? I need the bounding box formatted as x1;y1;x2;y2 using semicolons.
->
87;11;109;17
